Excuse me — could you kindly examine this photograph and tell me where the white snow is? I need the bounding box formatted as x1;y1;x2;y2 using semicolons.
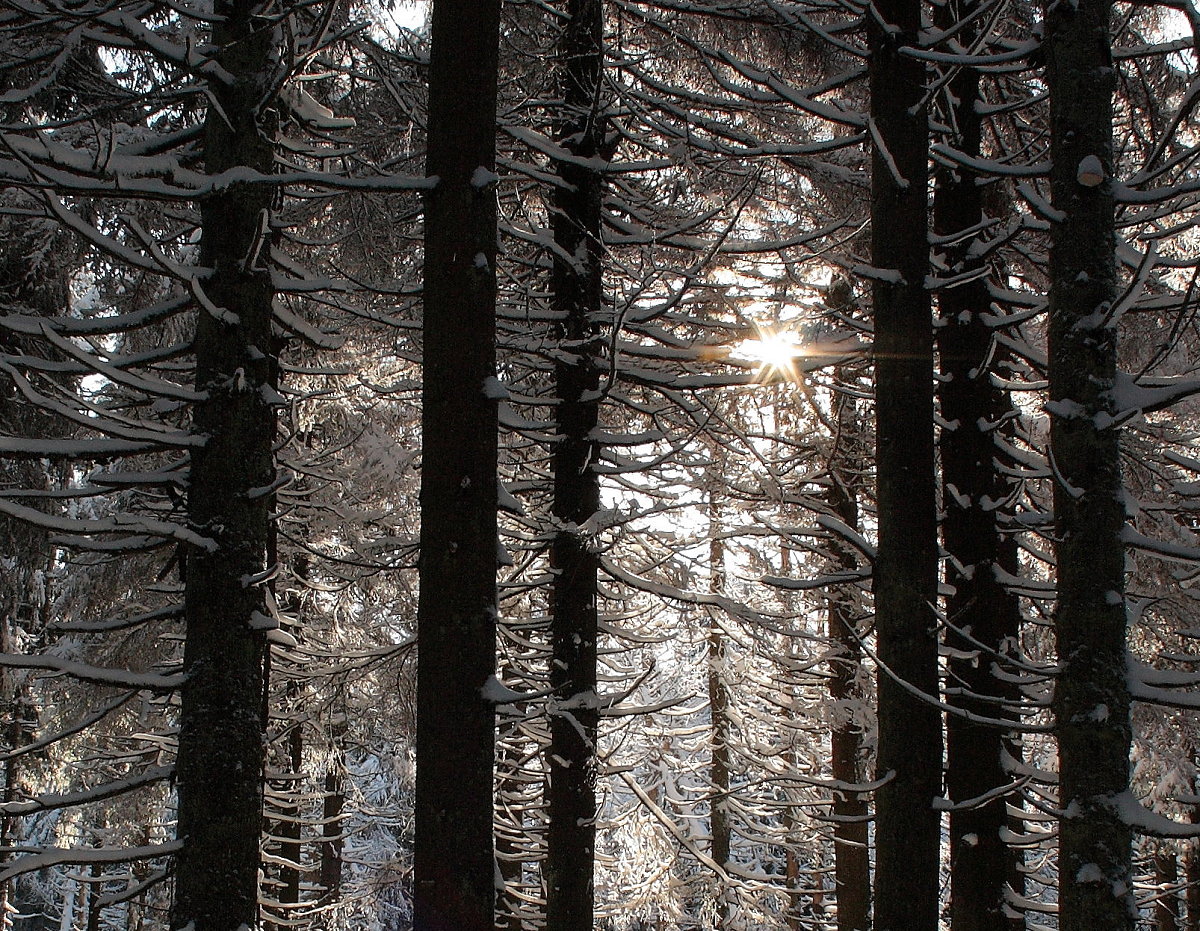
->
1076;154;1105;186
471;166;499;188
281;83;357;130
480;674;531;704
482;375;509;400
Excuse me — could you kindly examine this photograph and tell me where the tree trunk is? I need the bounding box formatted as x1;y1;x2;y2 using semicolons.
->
1186;836;1200;931
1043;0;1132;925
825;389;870;931
1157;848;1181;931
779;542;805;931
495;721;527;931
933;9;1023;928
274;561;309;918
319;708;346;902
868;0;941;923
173;1;277;926
278;722;305;911
85;845;102;931
707;493;731;928
545;2;606;929
413;0;502;928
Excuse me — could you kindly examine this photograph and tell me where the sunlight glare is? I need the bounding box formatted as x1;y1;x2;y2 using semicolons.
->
732;326;805;383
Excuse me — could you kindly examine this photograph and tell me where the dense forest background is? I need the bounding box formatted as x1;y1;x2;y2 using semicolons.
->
0;0;1198;928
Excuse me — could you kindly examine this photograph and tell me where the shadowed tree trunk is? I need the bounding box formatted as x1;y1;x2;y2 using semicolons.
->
1043;0;1132;925
1186;831;1200;931
277;721;304;912
273;562;309;919
825;384;870;931
707;489;731;929
867;0;941;922
781;542;804;931
1158;847;1181;931
933;8;1024;928
173;1;278;926
545;2;606;928
413;0;502;928
495;717;528;931
319;701;346;902
0;141;72;931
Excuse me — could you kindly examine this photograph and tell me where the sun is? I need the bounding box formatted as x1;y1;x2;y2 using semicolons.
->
732;325;805;383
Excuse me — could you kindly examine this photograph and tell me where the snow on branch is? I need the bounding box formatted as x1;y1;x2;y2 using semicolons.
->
0;692;136;763
0;436;173;460
1107;791;1200;838
0;765;173;816
0;841;182;886
0;497;216;552
0;653;184;691
1120;526;1200;564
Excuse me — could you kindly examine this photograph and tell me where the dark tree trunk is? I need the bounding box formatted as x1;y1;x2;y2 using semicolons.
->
707;493;731;928
544;3;606;930
319;709;346;902
1157;848;1181;931
933;10;1023;929
278;722;305;910
1186;834;1200;931
868;0;941;924
1043;0;1132;926
86;839;102;931
1000;532;1026;930
495;722;527;931
825;390;870;931
274;564;309;917
779;543;805;931
413;0;502;928
173;1;277;927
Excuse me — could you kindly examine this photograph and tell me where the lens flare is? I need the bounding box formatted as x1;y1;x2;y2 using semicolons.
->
732;325;805;383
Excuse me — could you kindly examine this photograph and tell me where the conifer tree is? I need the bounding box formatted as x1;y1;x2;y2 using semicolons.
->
545;1;607;928
1044;0;1133;925
173;0;281;925
414;0;502;928
867;0;942;923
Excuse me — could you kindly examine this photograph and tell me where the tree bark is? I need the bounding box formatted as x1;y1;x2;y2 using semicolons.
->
868;0;941;924
1043;0;1132;926
707;492;731;928
277;722;305;912
545;3;606;929
173;1;277;926
824;389;870;931
319;707;346;902
1157;848;1181;931
933;10;1023;928
413;0;502;928
1186;834;1200;931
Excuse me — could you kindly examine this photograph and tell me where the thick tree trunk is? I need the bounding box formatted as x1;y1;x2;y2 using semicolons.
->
1043;0;1132;926
545;4;606;930
173;2;277;927
413;0;502;928
824;396;870;931
933;11;1023;929
868;0;941;924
